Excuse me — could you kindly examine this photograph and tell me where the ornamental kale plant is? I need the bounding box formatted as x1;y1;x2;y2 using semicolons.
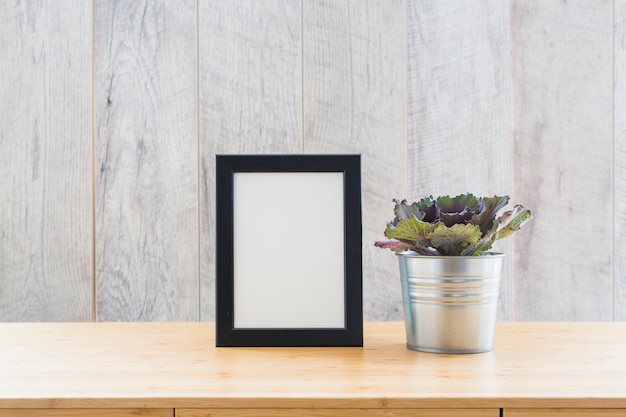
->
374;193;532;256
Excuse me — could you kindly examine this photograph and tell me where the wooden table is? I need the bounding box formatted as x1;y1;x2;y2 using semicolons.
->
1;322;625;416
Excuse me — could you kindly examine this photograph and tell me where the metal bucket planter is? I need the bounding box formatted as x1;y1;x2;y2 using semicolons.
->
397;251;504;354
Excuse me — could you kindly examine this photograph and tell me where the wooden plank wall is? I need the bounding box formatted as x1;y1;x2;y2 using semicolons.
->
95;0;199;321
511;0;614;320
0;0;623;321
616;0;626;321
0;1;93;321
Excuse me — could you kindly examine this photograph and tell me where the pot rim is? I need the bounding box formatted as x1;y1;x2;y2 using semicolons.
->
395;250;505;259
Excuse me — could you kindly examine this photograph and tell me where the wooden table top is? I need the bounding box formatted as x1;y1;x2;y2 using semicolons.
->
1;322;625;409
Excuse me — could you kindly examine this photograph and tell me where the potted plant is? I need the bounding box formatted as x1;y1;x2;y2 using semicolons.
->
375;193;532;353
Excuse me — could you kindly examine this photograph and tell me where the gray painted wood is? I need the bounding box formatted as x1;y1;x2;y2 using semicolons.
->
303;0;407;321
199;1;303;321
615;0;626;321
0;1;93;321
95;0;198;321
408;1;512;319
1;1;623;323
511;0;613;320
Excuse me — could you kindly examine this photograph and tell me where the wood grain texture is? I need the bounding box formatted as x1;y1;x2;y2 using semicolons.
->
0;1;92;321
0;411;172;417
177;410;497;417
199;1;302;321
407;1;512;319
1;2;624;324
2;322;626;409
303;0;407;321
511;1;613;320
505;411;626;417
95;0;198;321
615;0;626;321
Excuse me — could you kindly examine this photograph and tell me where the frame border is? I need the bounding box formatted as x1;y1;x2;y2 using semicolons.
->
215;154;363;347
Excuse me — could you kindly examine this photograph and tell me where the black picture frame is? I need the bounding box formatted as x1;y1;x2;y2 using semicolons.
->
215;154;362;347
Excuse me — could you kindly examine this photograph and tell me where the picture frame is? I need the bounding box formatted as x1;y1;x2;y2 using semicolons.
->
215;154;363;347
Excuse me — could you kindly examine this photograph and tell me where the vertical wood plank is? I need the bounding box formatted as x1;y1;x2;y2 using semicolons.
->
408;1;511;197
408;1;512;319
95;0;198;321
303;0;407;320
511;0;613;320
615;0;626;321
0;1;93;321
199;1;302;321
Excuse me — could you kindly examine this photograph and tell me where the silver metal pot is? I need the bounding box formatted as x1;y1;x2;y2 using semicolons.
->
397;251;504;353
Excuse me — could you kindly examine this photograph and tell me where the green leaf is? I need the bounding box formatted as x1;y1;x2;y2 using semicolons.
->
436;193;480;227
393;199;425;222
465;204;533;255
494;205;533;240
392;196;438;225
462;235;496;256
469;195;510;235
385;215;435;246
427;223;482;256
414;195;439;222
